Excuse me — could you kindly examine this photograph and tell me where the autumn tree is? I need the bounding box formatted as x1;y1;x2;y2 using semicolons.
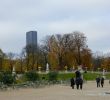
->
7;52;15;72
0;49;5;71
92;52;104;71
41;31;90;70
101;53;110;71
72;31;87;65
41;35;59;70
25;44;37;71
81;47;92;69
15;48;26;73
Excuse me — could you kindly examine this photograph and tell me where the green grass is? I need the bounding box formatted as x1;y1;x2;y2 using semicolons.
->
57;73;75;80
105;73;110;79
39;72;110;81
83;73;101;80
1;72;110;85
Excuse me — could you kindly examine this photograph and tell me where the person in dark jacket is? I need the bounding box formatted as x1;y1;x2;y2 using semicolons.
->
100;76;104;88
75;77;83;90
70;77;75;89
75;70;81;78
75;70;83;90
96;76;100;87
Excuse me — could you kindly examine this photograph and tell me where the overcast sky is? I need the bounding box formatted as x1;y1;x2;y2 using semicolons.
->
0;0;110;54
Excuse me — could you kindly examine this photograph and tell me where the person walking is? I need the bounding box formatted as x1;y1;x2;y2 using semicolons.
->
100;76;104;88
75;77;83;90
96;76;100;87
75;69;83;90
70;77;75;89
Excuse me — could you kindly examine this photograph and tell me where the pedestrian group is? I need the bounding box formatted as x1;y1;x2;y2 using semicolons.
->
71;69;83;90
70;70;105;90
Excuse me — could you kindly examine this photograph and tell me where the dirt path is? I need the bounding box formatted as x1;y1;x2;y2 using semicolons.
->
0;80;110;100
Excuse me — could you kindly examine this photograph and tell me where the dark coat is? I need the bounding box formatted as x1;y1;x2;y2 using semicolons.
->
101;77;104;84
75;77;83;85
96;77;100;83
70;78;75;86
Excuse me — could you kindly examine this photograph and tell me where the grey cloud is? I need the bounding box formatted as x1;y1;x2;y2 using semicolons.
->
0;0;110;53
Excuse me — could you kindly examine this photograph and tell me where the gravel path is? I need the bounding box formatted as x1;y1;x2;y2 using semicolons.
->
0;80;110;100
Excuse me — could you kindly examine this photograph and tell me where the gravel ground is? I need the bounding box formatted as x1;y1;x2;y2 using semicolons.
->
0;80;110;100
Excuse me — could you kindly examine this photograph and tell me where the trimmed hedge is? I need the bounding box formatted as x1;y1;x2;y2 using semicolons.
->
47;71;58;81
0;71;110;86
2;72;16;85
24;71;39;82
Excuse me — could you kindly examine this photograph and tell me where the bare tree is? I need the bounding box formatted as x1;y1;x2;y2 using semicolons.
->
72;31;87;65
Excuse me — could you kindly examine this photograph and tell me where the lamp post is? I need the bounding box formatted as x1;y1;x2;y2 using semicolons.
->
85;67;87;73
98;68;100;73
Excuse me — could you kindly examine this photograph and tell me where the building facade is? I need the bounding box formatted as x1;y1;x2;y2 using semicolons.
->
26;31;37;47
26;31;37;53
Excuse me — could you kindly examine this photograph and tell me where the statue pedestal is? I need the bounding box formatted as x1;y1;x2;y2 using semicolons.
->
38;67;41;73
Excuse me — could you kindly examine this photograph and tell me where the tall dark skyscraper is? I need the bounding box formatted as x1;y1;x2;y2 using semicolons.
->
26;31;37;53
26;31;37;47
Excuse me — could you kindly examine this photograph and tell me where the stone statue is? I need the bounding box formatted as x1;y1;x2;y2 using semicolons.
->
46;63;49;73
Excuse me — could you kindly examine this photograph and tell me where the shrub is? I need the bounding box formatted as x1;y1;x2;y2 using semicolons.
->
0;72;3;82
48;71;58;81
2;72;16;85
24;71;39;82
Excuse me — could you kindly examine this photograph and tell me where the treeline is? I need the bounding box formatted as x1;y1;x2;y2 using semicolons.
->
0;31;110;73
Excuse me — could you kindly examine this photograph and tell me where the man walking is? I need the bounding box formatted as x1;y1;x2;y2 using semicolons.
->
100;76;104;88
75;69;83;90
96;76;100;87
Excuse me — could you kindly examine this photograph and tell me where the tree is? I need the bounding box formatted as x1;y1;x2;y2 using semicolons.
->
40;35;59;70
15;48;26;73
47;34;65;70
41;32;89;70
101;53;110;71
25;44;37;71
81;47;92;69
92;52;104;71
0;49;5;71
72;31;87;65
7;52;15;72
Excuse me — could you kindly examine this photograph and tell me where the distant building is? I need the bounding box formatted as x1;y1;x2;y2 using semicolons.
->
26;31;37;47
26;31;37;53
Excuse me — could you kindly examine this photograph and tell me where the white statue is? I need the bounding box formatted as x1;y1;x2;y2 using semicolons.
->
46;63;49;73
102;69;106;79
73;66;75;71
12;66;16;75
103;69;105;76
